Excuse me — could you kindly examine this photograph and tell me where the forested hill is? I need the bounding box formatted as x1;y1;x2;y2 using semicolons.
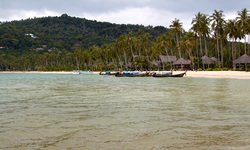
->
0;14;168;55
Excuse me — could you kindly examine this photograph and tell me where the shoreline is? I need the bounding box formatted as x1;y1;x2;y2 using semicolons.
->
1;71;250;79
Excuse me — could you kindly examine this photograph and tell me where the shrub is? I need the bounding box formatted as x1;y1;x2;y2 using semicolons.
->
212;68;222;71
223;67;228;71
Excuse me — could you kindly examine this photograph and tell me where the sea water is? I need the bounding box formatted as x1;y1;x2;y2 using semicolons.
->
0;73;249;150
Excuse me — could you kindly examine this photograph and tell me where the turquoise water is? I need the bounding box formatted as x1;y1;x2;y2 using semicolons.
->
0;73;250;150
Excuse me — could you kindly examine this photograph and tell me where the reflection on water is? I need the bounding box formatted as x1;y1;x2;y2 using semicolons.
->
0;73;250;150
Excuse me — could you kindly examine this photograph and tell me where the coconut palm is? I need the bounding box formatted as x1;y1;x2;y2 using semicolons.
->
180;31;195;70
155;34;170;70
192;12;206;69
116;35;129;70
170;18;183;58
201;14;210;56
226;19;238;63
192;12;203;55
248;16;250;54
210;10;225;68
237;8;249;54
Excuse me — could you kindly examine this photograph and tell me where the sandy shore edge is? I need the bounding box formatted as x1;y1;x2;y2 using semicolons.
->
1;71;250;79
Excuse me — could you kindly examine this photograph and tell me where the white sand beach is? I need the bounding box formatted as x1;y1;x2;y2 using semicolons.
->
1;71;250;79
184;71;250;79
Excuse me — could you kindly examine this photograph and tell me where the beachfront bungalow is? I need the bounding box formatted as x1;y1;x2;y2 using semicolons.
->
159;55;176;62
36;48;44;51
173;57;190;71
211;57;218;63
202;55;217;68
159;55;176;70
234;54;250;71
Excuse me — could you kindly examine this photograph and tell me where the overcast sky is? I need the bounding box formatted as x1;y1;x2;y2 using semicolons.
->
0;0;249;31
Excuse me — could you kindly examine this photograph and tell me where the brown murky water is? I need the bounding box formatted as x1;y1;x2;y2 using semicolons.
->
0;73;250;149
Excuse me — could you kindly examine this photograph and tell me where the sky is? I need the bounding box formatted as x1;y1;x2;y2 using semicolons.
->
0;0;249;31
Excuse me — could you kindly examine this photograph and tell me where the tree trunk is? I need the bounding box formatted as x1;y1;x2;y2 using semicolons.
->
75;57;79;70
204;36;208;56
196;37;199;69
217;28;220;68
199;34;204;70
176;32;181;58
123;48;128;70
116;50;122;70
220;38;224;68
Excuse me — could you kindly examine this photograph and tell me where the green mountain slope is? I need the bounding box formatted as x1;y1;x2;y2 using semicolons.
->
0;14;168;55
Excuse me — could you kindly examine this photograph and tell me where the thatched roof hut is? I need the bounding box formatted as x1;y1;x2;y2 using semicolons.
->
151;60;159;66
234;54;250;64
211;57;218;63
234;54;250;71
159;55;176;62
173;57;190;70
173;58;190;65
202;55;217;64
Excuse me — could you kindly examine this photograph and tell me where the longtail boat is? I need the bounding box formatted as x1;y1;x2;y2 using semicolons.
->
100;71;118;75
153;72;186;77
115;71;147;77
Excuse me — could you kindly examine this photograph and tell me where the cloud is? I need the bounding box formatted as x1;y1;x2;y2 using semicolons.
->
82;7;194;31
0;9;60;21
1;0;249;32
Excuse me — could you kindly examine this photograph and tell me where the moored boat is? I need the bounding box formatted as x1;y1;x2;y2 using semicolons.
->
80;70;92;74
115;71;147;77
100;71;118;75
153;71;186;77
71;70;81;74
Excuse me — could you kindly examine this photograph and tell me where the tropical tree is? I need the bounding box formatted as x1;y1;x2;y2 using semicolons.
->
201;14;210;56
170;18;183;58
116;35;128;70
226;19;238;63
192;12;206;69
210;10;225;68
155;34;170;70
237;8;249;54
180;31;195;70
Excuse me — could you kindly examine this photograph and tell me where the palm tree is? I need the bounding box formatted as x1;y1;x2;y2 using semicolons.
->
247;16;250;54
170;18;183;58
248;16;250;54
116;35;128;70
210;10;225;68
180;31;195;70
226;19;237;64
192;12;207;70
237;8;249;54
201;14;210;56
140;32;152;70
156;34;170;70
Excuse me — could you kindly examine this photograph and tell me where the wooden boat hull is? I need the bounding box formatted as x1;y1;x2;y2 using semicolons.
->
153;72;185;77
100;72;118;75
115;72;148;77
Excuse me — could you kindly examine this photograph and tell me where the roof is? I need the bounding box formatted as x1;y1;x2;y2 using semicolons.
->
202;55;217;64
159;55;176;62
211;57;218;63
173;57;190;65
151;60;159;66
108;62;115;66
234;54;250;64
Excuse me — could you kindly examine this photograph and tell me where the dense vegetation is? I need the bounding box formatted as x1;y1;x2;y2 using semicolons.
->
0;9;249;71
